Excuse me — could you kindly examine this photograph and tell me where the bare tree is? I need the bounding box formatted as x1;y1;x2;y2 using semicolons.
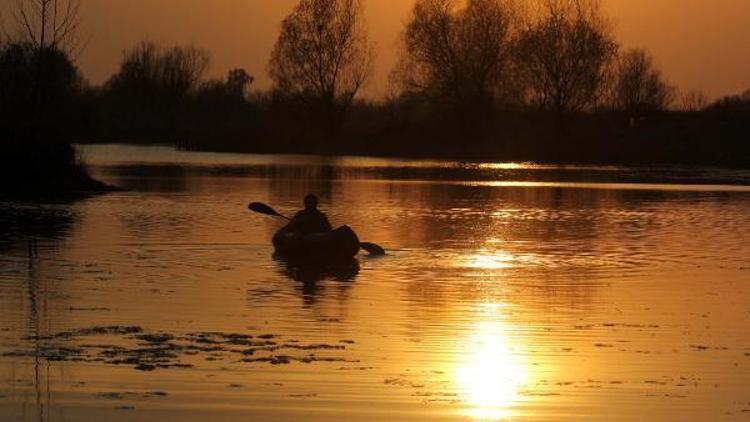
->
8;0;82;143
680;89;707;112
160;44;210;100
269;0;374;120
112;41;161;92
110;42;209;100
394;0;517;109
13;0;81;55
461;0;519;105
105;41;210;144
395;0;455;96
611;48;674;115
517;0;617;122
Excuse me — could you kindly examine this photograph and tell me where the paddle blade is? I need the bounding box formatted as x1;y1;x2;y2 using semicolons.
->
360;242;386;256
248;202;281;217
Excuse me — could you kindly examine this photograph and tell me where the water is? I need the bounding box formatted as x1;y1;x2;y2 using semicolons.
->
1;144;749;421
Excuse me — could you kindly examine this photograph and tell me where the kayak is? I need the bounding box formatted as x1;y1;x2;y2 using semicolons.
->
272;225;361;261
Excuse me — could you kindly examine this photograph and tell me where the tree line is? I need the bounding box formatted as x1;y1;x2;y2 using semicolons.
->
1;0;749;178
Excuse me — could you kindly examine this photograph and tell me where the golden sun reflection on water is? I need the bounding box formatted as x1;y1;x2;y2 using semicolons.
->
466;251;515;270
475;162;531;170
455;305;529;420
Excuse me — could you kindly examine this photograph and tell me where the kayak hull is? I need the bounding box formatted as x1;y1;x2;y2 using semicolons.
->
272;225;361;261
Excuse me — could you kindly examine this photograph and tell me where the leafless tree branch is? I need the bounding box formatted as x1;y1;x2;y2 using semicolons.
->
12;0;81;56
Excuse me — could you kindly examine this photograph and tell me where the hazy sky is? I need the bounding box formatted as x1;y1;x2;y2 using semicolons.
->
4;0;749;99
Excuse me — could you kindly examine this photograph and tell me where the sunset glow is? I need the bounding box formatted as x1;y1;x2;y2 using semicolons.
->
0;1;745;98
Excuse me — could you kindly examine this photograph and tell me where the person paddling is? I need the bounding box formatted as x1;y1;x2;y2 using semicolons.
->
286;194;332;234
248;198;386;255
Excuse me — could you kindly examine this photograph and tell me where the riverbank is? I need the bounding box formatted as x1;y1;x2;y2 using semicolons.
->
0;143;118;201
0;172;117;202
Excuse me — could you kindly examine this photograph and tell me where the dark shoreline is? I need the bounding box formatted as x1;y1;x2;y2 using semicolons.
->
0;172;119;202
153;142;750;171
80;107;749;170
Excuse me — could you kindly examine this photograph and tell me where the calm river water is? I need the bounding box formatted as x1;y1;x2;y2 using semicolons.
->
1;144;750;421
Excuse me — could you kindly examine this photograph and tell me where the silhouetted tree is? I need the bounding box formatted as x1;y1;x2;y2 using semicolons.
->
107;42;161;102
269;0;374;136
0;42;83;182
9;0;82;142
394;0;517;113
680;89;707;112
180;69;259;150
0;42;80;118
108;42;209;101
160;44;210;102
706;89;750;117
517;0;617;125
226;68;254;99
13;0;81;54
104;41;210;142
611;48;674;117
0;0;83;180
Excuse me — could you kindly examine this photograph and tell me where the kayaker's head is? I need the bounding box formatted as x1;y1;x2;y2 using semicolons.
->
304;194;319;211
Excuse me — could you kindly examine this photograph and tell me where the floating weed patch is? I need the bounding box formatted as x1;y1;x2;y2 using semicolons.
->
4;326;355;371
288;393;318;398
336;366;375;371
68;307;111;312
96;391;168;400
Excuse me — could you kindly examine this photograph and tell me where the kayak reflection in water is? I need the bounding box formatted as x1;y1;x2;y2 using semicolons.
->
285;194;333;234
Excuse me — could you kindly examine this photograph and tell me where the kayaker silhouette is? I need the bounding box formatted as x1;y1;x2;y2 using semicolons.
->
248;198;385;256
285;194;333;234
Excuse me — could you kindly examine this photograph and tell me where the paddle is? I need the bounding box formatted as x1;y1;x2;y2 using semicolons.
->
248;202;291;220
359;242;386;256
248;202;386;256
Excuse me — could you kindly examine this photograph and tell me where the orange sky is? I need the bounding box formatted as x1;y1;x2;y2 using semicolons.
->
4;0;749;100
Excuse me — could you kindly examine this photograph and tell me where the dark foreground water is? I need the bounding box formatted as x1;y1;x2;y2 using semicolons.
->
1;144;749;421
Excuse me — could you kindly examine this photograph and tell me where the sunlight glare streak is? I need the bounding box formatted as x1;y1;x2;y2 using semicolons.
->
476;162;534;170
456;308;528;420
466;251;514;270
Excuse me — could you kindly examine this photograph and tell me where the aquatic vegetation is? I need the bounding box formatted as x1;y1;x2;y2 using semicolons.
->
4;326;355;371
